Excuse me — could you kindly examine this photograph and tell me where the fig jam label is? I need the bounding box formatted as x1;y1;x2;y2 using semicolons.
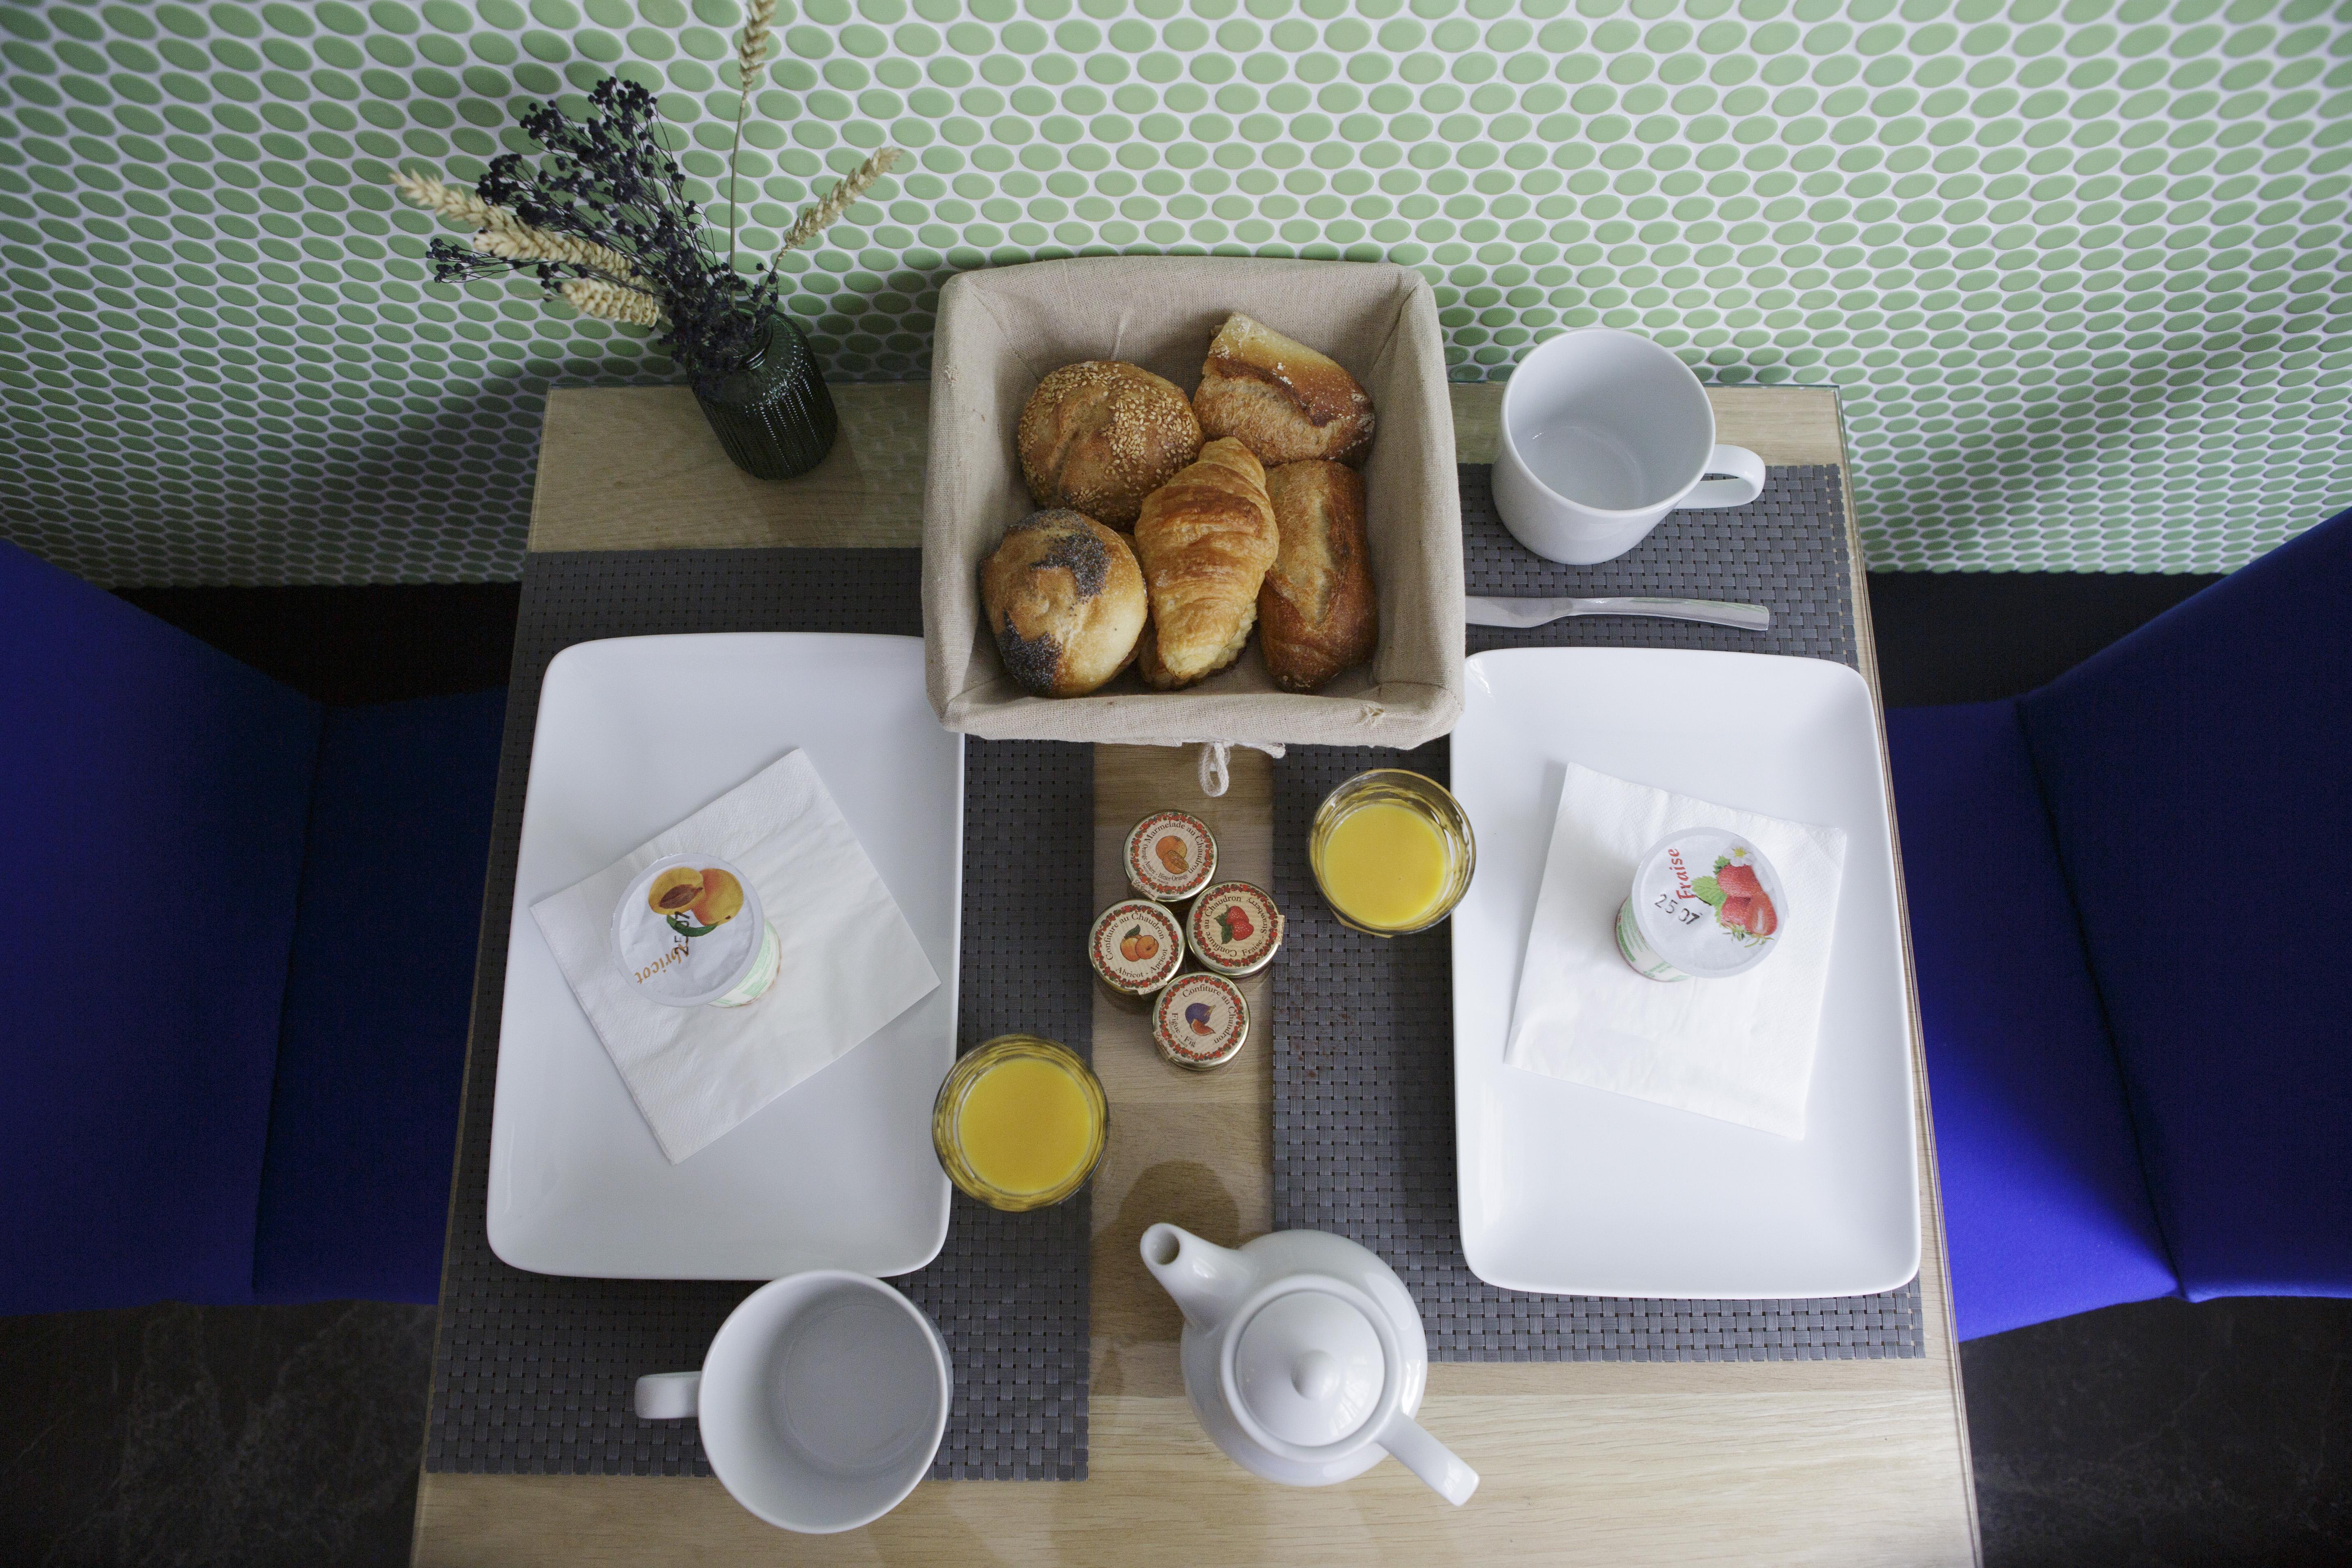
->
1125;810;1216;903
1187;881;1283;976
1154;973;1248;1070
612;854;765;1006
1617;830;1787;982
1091;899;1185;996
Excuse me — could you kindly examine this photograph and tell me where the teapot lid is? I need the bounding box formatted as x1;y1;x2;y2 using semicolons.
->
1232;1289;1387;1449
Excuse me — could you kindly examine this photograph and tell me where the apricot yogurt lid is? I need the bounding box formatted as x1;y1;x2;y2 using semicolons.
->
1125;810;1216;903
609;854;768;1007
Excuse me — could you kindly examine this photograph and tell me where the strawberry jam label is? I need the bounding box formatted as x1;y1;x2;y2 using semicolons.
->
1090;898;1185;996
1125;810;1216;903
1615;830;1787;983
1154;973;1249;1071
1187;881;1283;976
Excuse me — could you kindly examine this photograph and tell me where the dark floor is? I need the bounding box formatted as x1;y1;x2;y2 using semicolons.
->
2;567;2342;1567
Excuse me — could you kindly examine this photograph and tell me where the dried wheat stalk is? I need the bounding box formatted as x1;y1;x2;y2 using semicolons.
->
724;0;781;272
560;278;664;327
391;169;522;234
774;147;902;259
469;225;650;290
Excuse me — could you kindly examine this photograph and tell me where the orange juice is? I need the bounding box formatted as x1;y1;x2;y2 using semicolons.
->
953;1053;1100;1197
1319;800;1452;929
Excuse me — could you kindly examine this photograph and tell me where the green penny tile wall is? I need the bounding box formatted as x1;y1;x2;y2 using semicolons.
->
1;0;2348;583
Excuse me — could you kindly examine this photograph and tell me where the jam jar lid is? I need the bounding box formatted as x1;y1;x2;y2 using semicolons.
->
1089;899;1186;997
1187;881;1284;977
1125;810;1217;903
1153;973;1250;1071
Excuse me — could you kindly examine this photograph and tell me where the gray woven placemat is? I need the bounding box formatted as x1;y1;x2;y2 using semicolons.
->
424;549;1090;1479
1270;467;1922;1362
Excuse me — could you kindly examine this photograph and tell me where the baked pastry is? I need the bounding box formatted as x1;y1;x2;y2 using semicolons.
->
1131;438;1279;689
978;509;1149;697
1016;360;1203;527
1259;460;1378;693
1192;314;1375;467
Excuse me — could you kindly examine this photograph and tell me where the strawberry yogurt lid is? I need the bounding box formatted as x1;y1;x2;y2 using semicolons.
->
1626;830;1787;980
609;853;768;1007
1090;898;1185;997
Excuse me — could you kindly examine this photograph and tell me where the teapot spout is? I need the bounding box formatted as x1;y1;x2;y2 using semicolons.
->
1378;1411;1480;1507
1140;1223;1255;1331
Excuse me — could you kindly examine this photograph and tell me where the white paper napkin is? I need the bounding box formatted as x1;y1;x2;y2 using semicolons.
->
531;749;940;1164
1503;764;1848;1139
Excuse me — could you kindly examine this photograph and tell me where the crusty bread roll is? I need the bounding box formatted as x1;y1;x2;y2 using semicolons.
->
1192;314;1375;467
1259;460;1378;693
979;509;1148;697
1017;360;1203;527
1131;438;1279;689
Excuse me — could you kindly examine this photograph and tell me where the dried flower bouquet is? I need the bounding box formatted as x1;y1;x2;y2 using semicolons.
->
393;0;899;392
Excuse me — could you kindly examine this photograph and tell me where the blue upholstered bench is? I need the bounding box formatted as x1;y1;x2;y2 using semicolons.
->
1889;506;2352;1340
0;540;502;1314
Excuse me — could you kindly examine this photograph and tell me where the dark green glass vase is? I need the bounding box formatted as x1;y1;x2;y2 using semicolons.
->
694;314;839;481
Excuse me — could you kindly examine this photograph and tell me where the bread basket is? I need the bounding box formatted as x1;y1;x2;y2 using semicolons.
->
921;256;1465;755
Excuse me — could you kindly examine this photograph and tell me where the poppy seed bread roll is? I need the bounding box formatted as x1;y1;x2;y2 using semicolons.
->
1192;313;1376;467
1017;360;1204;527
1259;460;1378;693
1131;437;1279;689
979;510;1149;697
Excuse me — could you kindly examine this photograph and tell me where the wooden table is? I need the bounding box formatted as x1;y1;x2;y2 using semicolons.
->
413;383;1980;1566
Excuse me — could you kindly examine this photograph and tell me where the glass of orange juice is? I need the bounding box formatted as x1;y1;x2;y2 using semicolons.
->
1308;770;1477;937
930;1036;1109;1212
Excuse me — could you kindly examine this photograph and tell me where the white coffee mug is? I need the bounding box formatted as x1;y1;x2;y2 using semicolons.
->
634;1271;951;1534
1492;328;1768;565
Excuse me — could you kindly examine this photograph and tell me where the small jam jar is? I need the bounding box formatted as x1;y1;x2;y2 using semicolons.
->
1089;898;1185;1011
1125;809;1217;905
1186;881;1284;978
1153;973;1249;1071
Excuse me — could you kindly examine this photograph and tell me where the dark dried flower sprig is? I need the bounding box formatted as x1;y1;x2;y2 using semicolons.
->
397;53;905;394
411;78;777;387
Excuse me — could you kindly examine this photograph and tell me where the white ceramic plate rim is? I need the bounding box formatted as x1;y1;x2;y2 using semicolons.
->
486;632;957;1280
1450;646;1921;1300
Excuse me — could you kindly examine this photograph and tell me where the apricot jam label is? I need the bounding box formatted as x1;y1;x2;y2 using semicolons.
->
1090;899;1184;996
613;854;764;1004
1125;810;1216;903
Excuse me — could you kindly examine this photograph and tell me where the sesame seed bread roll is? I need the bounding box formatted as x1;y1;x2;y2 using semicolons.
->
1192;313;1376;467
1016;360;1205;527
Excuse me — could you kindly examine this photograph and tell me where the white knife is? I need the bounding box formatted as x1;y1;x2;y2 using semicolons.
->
1463;595;1772;633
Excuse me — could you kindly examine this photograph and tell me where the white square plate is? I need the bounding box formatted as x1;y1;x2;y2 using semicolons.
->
488;633;959;1279
1451;647;1920;1299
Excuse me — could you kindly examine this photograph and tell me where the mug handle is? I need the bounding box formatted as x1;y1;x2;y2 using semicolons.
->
1683;444;1767;510
635;1370;702;1420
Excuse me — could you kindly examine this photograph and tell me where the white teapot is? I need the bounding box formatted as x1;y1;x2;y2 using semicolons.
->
1140;1222;1479;1506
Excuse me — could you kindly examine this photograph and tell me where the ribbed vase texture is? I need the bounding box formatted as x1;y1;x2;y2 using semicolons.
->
696;317;839;482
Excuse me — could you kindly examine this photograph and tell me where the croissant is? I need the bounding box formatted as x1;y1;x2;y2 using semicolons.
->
1131;437;1279;689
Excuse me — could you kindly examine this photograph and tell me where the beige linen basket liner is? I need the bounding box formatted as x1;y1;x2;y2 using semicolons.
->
921;256;1466;755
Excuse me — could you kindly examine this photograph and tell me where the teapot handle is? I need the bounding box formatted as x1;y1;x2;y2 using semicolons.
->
1378;1411;1480;1506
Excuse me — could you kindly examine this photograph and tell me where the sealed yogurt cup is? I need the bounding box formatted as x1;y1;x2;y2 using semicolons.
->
1613;829;1787;983
610;854;780;1008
